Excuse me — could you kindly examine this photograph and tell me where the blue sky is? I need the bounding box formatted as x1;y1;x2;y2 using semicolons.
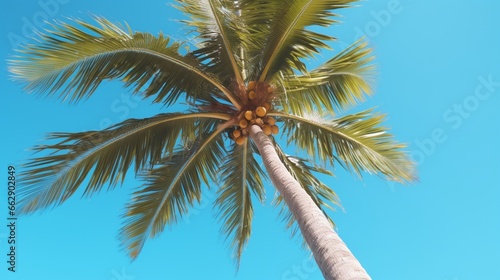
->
1;0;499;279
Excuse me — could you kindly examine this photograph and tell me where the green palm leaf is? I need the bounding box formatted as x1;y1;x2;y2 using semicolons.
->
18;112;229;214
215;138;266;264
271;139;339;236
279;40;375;115
274;110;416;182
179;0;245;84
120;127;226;259
235;0;281;77
257;0;356;81
9;17;238;106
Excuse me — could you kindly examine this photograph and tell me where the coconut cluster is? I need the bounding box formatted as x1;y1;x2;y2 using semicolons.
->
231;81;279;145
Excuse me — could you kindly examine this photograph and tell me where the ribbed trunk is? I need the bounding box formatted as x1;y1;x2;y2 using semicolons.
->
249;125;371;280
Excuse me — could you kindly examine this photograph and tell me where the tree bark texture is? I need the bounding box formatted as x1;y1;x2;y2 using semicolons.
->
249;125;371;280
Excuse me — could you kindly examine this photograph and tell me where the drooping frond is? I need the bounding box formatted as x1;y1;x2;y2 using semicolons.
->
120;128;226;259
279;40;375;115
215;138;266;265
18;112;229;214
271;139;338;236
9;17;239;107
178;0;245;84
257;0;357;81
275;110;416;182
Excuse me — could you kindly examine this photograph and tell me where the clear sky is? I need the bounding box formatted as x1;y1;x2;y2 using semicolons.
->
1;1;499;279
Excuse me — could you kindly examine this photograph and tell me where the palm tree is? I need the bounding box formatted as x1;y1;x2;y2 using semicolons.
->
9;0;415;279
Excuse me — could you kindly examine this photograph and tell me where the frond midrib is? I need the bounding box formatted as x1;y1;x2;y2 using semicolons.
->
43;112;230;194
270;112;403;172
238;139;249;244
259;0;313;82
287;71;367;89
141;123;228;249
20;46;241;108
207;0;243;84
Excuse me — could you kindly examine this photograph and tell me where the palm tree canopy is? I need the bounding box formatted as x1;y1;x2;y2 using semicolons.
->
9;0;416;264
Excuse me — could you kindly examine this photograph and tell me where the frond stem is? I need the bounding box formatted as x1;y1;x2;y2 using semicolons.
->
207;0;244;85
142;120;233;249
269;112;368;152
258;0;313;82
43;112;231;192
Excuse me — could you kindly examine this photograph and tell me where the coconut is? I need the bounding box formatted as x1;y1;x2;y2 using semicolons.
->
265;116;276;125
244;110;253;120
255;106;267;117
262;125;272;135
271;125;279;134
248;81;256;90
248;90;256;100
232;129;241;138
239;119;248;128
235;136;245;145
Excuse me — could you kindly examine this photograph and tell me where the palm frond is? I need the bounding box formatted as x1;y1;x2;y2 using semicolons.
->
274;110;416;182
257;0;357;81
271;139;338;237
18;112;229;214
236;0;282;78
179;0;245;84
214;138;266;265
278;40;375;115
9;17;240;107
120;127;226;259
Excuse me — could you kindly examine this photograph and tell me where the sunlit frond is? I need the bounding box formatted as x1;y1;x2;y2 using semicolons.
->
257;0;357;81
271;139;338;236
120;128;226;259
275;110;416;182
9;17;238;106
236;0;281;77
18;112;229;214
178;0;245;84
215;138;266;264
279;40;375;115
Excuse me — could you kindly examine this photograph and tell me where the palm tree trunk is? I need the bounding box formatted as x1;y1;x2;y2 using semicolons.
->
249;125;371;280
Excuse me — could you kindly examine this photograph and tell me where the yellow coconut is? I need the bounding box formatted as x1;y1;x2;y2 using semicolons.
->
239;119;248;128
248;90;256;100
271;125;279;135
267;85;274;93
263;102;272;111
265;116;276;125
262;125;272;135
235;136;245;145
255;106;267;117
248;81;256;90
244;110;253;120
232;129;241;138
255;118;264;125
